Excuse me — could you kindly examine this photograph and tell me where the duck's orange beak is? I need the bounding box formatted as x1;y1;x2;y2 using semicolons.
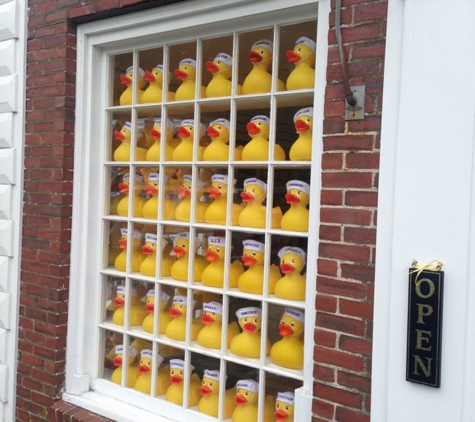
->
144;70;155;82
206;61;219;73
246;121;260;135
172;245;186;258
169;306;182;317
120;74;131;85
174;69;188;80
249;51;262;62
202;313;215;324
285;193;300;204
144;184;158;195
235;394;248;405
141;244;154;255
112;356;123;366
295;119;310;132
178;186;191;197
275;409;290;421
145;303;154;312
280;262;295;274
207;186;222;198
178;126;191;138
241;255;257;267
118;182;129;194
171;374;183;384
139;364;151;374
286;49;301;63
200;385;212;395
278;323;294;336
205;249;220;262
243;322;257;332
114;130;125;141
240;191;254;202
118;239;127;249
113;297;125;306
150;129;161;139
206;126;220;138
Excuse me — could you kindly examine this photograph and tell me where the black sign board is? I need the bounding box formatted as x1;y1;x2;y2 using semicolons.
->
406;269;444;387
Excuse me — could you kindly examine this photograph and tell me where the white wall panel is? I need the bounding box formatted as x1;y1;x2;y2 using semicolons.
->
0;329;5;365
0;221;12;257
0;365;7;403
0;185;11;219
0;293;10;330
0;113;13;148
0;1;16;41
0;257;8;293
0;149;14;184
0;39;14;77
0;75;16;113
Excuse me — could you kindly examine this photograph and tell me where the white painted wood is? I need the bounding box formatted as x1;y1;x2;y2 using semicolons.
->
373;0;475;421
0;1;16;41
0;113;13;148
0;329;6;365
0;293;10;329
0;365;7;403
0;149;14;184
0;185;11;220
0;257;8;294
0;75;16;113
0;40;14;77
0;221;12;257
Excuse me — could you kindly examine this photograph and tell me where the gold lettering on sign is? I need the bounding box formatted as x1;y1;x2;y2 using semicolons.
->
413;355;432;377
415;329;432;351
416;303;433;324
415;278;435;299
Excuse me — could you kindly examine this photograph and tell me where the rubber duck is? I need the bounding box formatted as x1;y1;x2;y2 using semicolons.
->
146;118;177;162
197;301;240;349
172;119;205;161
238;178;282;229
174;58;206;101
274;392;295;422
113;121;148;162
289;107;314;161
205;174;243;225
142;289;172;334
110;345;140;387
274;246;307;301
134;350;171;395
114;228;144;272
119;66;145;105
241;115;285;161
170;231;208;281
286;36;316;91
142;65;175;103
142;172;176;220
112;284;148;326
201;235;244;288
139;233;158;276
165;359;202;406
281;180;310;232
230;307;269;358
174;174;209;223
237;239;280;294
270;307;304;370
165;295;203;341
116;172;147;218
205;52;242;97
203;118;240;161
198;369;237;418
232;379;275;422
242;39;286;95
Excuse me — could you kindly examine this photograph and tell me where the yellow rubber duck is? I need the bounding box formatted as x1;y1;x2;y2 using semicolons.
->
170;232;208;281
174;58;206;101
146;118;177;162
201;235;244;288
274;246;307;301
110;344;140;387
203;118;239;161
289;107;314;161
230;307;270;358
286;36;316;91
238;178;282;229
205;52;242;97
274;392;295;422
172;119;205;161
119;66;145;105
205;173;243;225
116;172;147;218
142;64;175;103
142;172;176;220
270;307;304;370
242;39;286;95
114;228;144;272
241;115;285;161
232;379;275;422
142;289;172;334
134;350;171;395
237;239;280;294
112;284;148;326
174;174;209;223
197;301;240;349
139;233;159;276
165;359;202;406
165;295;203;341
281;180;310;232
198;369;237;418
113;121;148;162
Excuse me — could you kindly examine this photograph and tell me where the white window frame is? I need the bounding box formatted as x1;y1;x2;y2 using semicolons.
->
65;0;329;420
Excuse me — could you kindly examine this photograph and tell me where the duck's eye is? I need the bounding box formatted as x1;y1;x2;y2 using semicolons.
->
297;190;302;195
252;251;257;256
212;312;215;316
209;382;213;387
217;61;221;65
291;321;295;326
245;391;249;396
208;247;212;251
216;248;220;253
306;117;311;123
251;189;255;194
147;361;151;366
254;318;258;324
180;371;183;376
181;243;186;248
285;405;289;411
281;319;286;325
243;251;248;255
218;184;222;189
291;259;295;264
260;49;265;54
244;317;248;322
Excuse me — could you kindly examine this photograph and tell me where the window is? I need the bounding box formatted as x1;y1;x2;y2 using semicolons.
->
67;0;328;420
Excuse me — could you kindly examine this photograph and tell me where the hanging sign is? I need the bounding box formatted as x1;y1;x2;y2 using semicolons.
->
406;260;444;387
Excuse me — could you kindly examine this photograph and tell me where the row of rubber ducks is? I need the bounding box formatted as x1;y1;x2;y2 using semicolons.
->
114;230;307;300
110;346;296;422
113;109;314;163
112;282;305;370
112;171;310;231
119;36;316;105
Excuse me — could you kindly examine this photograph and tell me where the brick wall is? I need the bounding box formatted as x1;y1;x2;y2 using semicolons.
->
19;0;387;421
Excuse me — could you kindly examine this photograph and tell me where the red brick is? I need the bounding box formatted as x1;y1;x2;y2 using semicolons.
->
346;152;380;169
354;2;388;23
340;263;375;282
314;382;363;408
318;276;367;299
324;100;346;117
319;224;342;242
340;298;373;319
338;370;372;394
335;406;370;422
324;135;374;151
317;258;338;277
344;227;376;245
345;191;378;207
314;328;337;347
322;172;373;189
321;208;372;226
316;313;366;337
352;40;386;60
314;363;335;383
339;335;372;355
321;189;343;205
322;152;344;169
312;398;335;419
319;242;371;262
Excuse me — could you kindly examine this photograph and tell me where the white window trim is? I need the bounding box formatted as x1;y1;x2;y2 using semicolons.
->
66;0;329;420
